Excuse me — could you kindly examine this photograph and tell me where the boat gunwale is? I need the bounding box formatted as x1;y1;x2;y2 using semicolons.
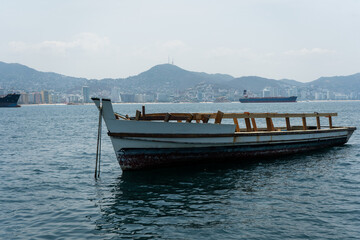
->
107;126;356;139
126;112;338;121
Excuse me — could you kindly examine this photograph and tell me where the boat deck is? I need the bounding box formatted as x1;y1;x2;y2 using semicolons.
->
116;106;338;133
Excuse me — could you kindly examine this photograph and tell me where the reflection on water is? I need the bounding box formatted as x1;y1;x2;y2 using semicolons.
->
1;102;359;239
94;146;357;239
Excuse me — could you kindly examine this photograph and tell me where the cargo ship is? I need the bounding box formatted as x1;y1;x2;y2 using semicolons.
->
239;96;297;103
239;90;297;103
0;93;21;107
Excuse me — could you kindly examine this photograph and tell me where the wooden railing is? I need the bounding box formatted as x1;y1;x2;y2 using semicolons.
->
116;107;337;132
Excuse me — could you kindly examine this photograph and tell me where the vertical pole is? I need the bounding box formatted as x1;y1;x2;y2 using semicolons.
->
302;117;307;130
186;114;193;123
270;118;275;131
135;110;141;120
328;116;333;129
214;111;224;124
266;118;272;131
285;117;291;130
202;115;210;123
316;116;321;129
244;118;252;132
164;113;172;122
142;105;146;117
233;118;240;132
98;114;102;179
251;118;258;131
95;105;102;179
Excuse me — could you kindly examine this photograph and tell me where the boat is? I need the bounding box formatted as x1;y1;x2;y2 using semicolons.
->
0;93;21;107
239;90;297;103
92;98;356;171
239;96;297;103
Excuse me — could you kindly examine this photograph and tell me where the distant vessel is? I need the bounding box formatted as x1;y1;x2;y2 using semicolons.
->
214;96;230;103
239;90;297;103
0;93;21;107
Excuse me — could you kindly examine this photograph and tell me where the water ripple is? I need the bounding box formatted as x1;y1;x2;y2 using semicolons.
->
1;102;360;239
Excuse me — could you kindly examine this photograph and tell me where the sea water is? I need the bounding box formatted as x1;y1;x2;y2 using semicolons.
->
1;101;359;239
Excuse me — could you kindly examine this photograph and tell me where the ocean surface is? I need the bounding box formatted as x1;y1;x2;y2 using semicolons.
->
1;101;360;239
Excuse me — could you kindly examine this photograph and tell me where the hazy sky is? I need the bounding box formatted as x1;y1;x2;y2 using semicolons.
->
1;0;360;82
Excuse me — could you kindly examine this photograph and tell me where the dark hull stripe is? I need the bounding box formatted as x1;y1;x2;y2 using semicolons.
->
117;136;348;170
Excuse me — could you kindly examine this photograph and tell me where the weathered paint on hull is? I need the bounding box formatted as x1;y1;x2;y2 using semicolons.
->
117;136;348;170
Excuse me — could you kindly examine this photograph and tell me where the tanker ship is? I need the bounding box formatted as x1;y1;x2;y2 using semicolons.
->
0;93;21;107
239;90;297;103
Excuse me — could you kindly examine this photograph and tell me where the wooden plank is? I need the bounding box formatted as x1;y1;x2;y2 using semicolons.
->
135;110;141;121
302;117;307;130
244;118;252;132
251;118;258;131
229;112;337;118
266;118;273;131
233;118;240;132
202;115;210;123
186;114;193;123
143;112;338;119
115;113;130;120
316;116;321;129
270;118;275;131
164;113;171;122
285;117;291;130
214;111;224;124
328;116;333;129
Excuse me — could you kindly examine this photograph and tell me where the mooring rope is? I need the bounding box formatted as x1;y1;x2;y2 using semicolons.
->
95;105;102;179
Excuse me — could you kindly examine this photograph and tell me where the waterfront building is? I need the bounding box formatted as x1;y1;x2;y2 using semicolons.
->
82;86;90;103
19;93;29;104
262;88;271;97
41;90;50;104
120;93;135;103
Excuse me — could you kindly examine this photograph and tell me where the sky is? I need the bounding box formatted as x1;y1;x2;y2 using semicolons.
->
1;0;360;82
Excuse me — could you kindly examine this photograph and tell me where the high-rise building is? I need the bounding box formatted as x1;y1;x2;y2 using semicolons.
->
41;90;49;104
110;87;121;102
30;92;42;104
19;93;29;104
262;88;271;97
82;86;90;103
120;93;135;102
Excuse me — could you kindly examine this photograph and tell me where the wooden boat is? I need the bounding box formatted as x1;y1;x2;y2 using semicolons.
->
92;98;356;171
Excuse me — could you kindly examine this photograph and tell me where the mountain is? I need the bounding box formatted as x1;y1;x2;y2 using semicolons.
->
224;76;301;92
279;79;305;87
1;61;360;96
0;61;87;92
82;64;235;94
306;73;360;93
118;64;234;92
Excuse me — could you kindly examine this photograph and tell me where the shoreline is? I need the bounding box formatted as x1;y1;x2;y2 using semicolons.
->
17;99;360;106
